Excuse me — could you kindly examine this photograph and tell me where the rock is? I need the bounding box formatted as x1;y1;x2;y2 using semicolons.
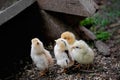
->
95;40;110;56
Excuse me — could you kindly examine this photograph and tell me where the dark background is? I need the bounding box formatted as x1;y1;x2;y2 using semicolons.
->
0;2;45;79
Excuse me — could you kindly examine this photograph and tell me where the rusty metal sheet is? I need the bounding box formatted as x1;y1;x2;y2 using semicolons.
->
37;0;98;17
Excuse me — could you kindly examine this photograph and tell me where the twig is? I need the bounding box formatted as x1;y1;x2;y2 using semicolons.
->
109;21;120;28
79;69;95;73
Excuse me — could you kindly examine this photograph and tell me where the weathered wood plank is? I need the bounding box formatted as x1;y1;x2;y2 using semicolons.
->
0;0;6;9
0;0;36;26
37;0;98;17
0;0;19;10
78;26;96;40
39;10;80;43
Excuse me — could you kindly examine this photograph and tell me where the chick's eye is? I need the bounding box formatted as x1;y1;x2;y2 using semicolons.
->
76;46;79;48
36;42;39;45
64;37;67;39
67;38;70;40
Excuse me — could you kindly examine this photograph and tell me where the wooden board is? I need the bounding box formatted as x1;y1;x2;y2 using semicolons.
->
37;0;98;17
0;0;36;26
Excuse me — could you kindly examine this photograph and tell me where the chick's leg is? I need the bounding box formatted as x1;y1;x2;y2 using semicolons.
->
63;68;67;73
58;68;67;73
86;64;90;70
59;68;67;73
86;64;93;70
73;64;81;70
39;69;48;77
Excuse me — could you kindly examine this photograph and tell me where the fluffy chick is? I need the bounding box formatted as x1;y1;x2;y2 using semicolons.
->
54;38;74;73
71;40;95;69
61;31;76;46
30;38;54;76
61;31;79;66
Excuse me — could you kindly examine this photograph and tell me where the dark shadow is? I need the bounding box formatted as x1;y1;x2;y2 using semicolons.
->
0;2;46;79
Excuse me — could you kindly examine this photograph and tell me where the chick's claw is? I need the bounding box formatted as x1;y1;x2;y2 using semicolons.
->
86;64;90;70
39;70;47;77
62;68;67;73
73;64;81;70
58;68;67;73
86;64;93;70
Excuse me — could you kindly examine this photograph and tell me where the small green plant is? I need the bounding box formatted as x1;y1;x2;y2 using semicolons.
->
93;15;109;27
80;17;94;26
80;13;110;27
80;1;120;41
96;31;111;41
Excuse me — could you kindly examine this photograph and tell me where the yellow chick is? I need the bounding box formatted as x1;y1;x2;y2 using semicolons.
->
61;31;76;46
71;40;95;69
30;38;54;76
54;38;74;73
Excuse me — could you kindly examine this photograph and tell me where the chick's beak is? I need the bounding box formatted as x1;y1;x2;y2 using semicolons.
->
71;46;75;50
55;40;57;42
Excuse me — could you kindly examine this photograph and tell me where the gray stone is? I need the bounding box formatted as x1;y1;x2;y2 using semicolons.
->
95;40;110;56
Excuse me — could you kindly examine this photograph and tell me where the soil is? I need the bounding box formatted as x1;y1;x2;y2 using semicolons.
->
10;0;120;80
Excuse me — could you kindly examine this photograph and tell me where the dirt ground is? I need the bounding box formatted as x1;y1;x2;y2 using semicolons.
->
15;0;120;80
16;20;120;79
